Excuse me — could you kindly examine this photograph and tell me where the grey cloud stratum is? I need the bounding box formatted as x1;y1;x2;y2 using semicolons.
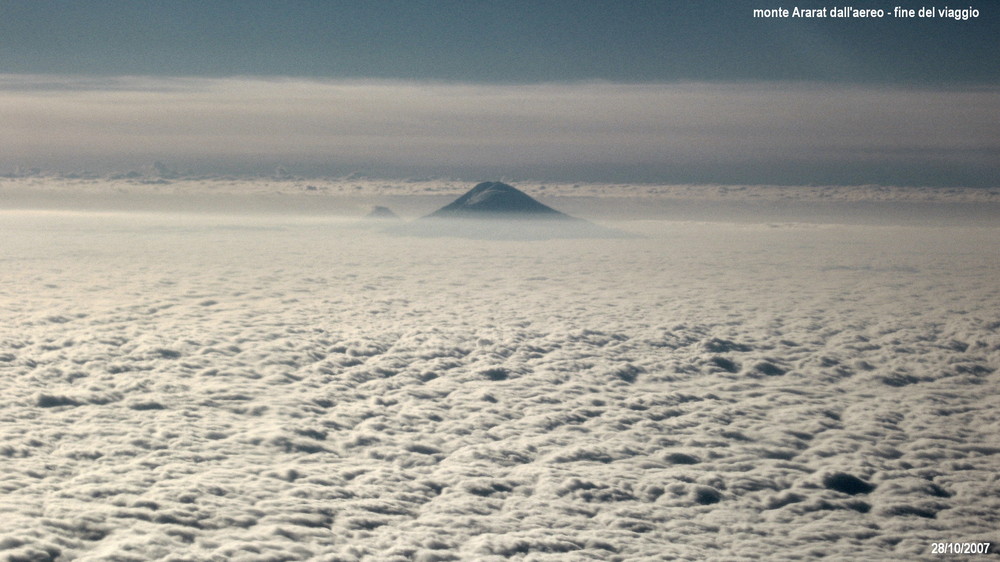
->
1;76;998;176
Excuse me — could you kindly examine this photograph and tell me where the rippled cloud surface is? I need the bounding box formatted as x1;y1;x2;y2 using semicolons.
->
1;204;997;559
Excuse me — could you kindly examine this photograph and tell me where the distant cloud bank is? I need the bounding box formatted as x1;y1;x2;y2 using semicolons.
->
1;75;998;186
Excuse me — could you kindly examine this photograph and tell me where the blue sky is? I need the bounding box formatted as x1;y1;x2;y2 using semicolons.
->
2;1;998;84
1;1;998;185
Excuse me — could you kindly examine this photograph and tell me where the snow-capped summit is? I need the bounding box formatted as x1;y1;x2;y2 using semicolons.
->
425;181;571;219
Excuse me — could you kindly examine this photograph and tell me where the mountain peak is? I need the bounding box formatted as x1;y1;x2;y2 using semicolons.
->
389;181;634;239
426;181;570;219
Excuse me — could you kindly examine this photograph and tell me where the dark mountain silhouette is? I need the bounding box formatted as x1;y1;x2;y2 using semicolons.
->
365;205;400;220
385;181;634;240
425;182;573;219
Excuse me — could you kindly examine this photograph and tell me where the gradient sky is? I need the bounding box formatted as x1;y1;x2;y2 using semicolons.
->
1;0;998;185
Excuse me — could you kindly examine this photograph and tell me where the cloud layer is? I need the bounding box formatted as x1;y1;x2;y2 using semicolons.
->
0;210;998;559
2;75;998;184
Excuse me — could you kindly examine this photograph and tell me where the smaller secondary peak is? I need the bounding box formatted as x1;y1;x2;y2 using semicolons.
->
426;181;569;219
365;205;400;220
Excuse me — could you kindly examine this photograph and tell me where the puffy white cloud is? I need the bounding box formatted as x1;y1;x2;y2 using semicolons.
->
0;209;997;558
